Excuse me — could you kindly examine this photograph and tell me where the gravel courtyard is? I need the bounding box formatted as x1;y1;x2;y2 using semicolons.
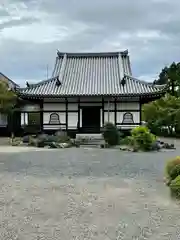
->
0;146;180;239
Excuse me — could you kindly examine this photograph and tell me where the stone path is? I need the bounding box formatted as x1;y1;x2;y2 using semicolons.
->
0;146;180;239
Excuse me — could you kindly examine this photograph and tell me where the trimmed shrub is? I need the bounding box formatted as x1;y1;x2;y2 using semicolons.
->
37;133;49;142
36;140;45;148
102;122;120;146
130;126;156;151
119;136;132;145
165;156;180;179
22;135;30;143
28;136;37;146
169;164;180;181
169;175;180;198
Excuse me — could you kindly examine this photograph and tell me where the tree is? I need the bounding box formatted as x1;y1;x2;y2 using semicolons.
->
0;81;18;137
154;62;180;97
0;81;17;114
143;94;180;135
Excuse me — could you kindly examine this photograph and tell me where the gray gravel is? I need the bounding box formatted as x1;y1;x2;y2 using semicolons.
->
0;146;180;239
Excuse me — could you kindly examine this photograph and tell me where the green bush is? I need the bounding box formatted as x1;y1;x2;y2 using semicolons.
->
102;122;120;146
169;164;180;181
130;126;156;151
165;156;180;179
169;175;180;197
119;136;132;145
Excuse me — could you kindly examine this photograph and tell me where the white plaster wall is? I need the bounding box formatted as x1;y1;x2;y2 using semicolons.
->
43;124;66;130
43;103;66;130
68;103;78;111
21;104;40;111
104;102;115;111
116;111;140;123
116;124;140;129
0;113;7;126
21;113;28;125
43;112;66;130
68;112;78;129
117;102;139;110
43;103;65;111
104;112;115;124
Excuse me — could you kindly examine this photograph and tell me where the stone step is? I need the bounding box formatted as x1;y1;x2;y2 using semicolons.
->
75;133;104;146
76;133;103;140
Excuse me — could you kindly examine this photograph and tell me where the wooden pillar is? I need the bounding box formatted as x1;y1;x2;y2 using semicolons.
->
114;97;117;125
39;99;43;132
78;97;80;130
102;97;104;127
139;97;142;125
65;98;68;131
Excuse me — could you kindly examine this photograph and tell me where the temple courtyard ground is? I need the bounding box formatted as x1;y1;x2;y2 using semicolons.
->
0;141;180;239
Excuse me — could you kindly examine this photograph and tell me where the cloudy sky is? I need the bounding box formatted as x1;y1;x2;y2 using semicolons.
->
0;0;180;86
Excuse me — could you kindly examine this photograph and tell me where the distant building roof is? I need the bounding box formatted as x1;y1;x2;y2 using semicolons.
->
0;72;19;87
17;50;166;98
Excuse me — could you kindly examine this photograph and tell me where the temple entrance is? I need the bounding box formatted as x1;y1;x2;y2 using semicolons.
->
81;107;100;133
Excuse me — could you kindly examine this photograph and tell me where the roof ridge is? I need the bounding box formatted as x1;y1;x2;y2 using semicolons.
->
125;75;167;90
56;50;129;57
19;76;58;90
125;75;157;86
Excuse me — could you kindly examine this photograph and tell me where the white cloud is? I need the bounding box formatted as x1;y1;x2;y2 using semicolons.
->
0;0;180;84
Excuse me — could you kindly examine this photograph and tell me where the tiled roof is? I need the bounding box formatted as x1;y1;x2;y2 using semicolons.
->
17;51;166;97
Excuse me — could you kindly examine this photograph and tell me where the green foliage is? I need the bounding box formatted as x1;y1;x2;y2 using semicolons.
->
165;156;180;179
154;62;180;97
148;61;180;136
169;165;180;181
0;81;17;114
143;94;180;136
130;126;156;151
119;136;132;145
102;122;120;146
169;175;180;198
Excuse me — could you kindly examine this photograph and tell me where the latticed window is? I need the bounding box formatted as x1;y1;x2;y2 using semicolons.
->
122;112;134;124
49;113;60;124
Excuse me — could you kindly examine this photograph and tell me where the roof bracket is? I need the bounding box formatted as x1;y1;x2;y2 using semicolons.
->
26;81;30;88
56;76;61;86
121;75;126;86
121;49;128;56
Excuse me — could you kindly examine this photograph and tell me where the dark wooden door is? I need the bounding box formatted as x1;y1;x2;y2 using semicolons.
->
82;107;100;132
